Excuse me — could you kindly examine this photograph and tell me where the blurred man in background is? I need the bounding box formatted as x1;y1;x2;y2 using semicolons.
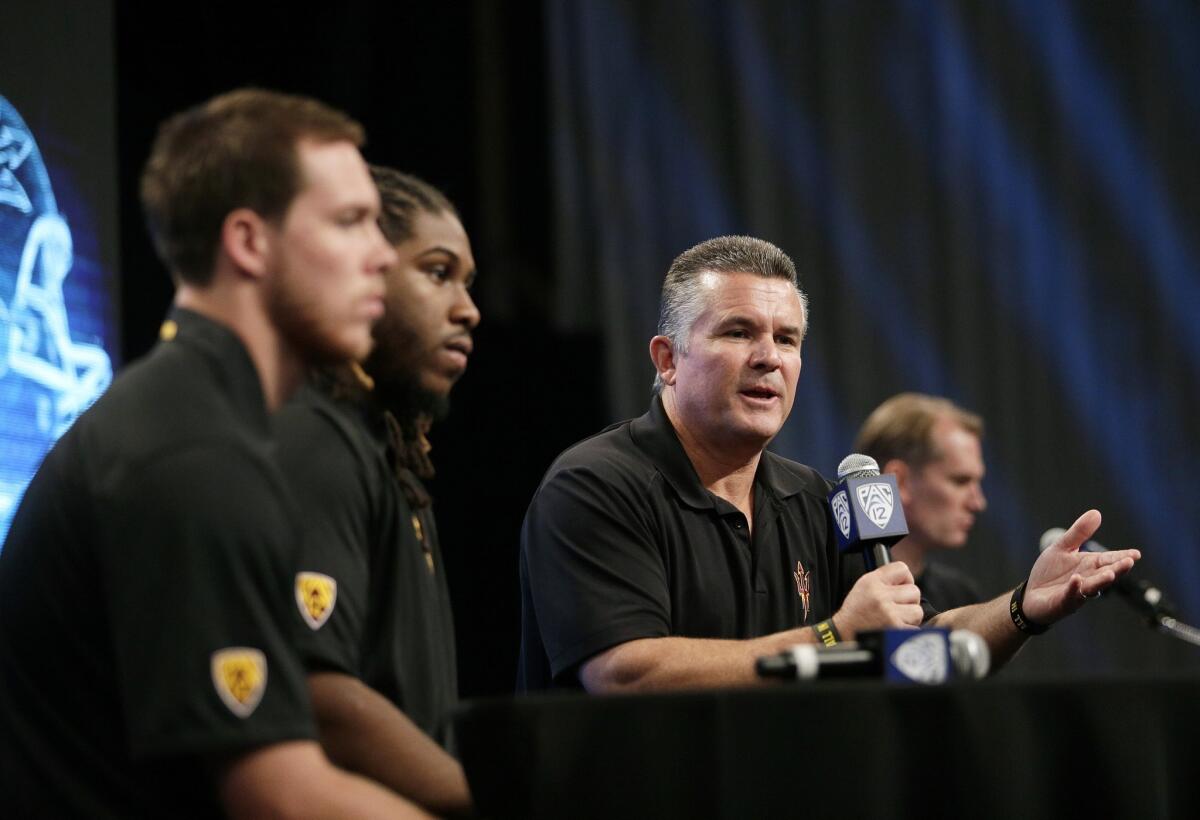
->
855;392;987;611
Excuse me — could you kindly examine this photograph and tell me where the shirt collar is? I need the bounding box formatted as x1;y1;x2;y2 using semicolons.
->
159;307;271;434
630;394;811;511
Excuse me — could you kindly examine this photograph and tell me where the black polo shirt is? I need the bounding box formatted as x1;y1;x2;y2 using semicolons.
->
518;395;869;690
0;308;315;818
275;385;458;744
917;560;984;612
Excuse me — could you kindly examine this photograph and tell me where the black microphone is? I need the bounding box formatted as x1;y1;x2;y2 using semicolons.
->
756;628;990;683
1039;528;1175;621
828;454;908;570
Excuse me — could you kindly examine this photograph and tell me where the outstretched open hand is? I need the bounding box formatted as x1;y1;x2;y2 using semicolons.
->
1022;509;1141;625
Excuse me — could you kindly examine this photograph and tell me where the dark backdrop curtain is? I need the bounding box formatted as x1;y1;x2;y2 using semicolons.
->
546;0;1200;676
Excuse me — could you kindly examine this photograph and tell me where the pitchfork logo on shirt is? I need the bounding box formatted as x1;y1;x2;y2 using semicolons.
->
831;490;852;538
855;482;895;529
794;561;812;623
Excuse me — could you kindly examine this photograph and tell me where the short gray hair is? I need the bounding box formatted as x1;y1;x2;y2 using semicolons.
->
653;235;808;392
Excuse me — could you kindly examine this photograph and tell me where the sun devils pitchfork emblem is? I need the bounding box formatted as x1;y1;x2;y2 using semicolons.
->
794;561;812;623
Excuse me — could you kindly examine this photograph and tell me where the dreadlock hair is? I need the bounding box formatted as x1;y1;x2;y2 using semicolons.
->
371;165;458;245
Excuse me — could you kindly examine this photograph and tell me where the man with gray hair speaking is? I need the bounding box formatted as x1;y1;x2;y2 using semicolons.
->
518;235;1138;693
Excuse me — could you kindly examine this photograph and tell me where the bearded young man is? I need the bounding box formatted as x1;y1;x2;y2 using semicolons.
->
519;235;1139;693
0;89;432;818
275;167;480;816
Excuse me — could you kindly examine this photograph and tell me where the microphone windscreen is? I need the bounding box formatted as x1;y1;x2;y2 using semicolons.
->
837;453;880;480
948;629;990;679
1039;527;1066;553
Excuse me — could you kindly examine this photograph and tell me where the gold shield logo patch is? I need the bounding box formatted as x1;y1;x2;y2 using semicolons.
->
295;571;337;630
211;648;267;718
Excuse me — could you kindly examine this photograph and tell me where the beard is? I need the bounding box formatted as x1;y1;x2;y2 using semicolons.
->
266;270;370;367
364;321;452;423
371;368;451;423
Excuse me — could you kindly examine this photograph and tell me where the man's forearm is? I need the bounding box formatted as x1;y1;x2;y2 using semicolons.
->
218;739;434;820
927;590;1027;670
577;561;941;693
309;672;472;816
579;628;818;693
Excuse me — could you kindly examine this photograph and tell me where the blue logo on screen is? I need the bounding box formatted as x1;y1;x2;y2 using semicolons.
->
0;95;113;544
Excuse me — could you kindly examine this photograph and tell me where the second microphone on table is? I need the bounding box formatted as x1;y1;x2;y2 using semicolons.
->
756;628;991;683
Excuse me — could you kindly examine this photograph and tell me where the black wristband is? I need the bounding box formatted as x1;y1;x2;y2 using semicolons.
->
1009;581;1050;636
812;619;842;647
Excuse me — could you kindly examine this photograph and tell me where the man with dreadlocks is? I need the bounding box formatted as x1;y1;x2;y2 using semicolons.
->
275;166;479;815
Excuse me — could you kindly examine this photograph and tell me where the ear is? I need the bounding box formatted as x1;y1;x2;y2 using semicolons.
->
649;335;679;387
220;208;273;280
884;459;914;505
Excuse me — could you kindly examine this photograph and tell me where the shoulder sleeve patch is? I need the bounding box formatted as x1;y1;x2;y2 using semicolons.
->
211;648;267;718
295;571;338;630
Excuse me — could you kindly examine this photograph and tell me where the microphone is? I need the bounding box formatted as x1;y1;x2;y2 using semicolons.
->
755;642;875;680
756;628;990;683
828;454;908;570
1040;528;1175;621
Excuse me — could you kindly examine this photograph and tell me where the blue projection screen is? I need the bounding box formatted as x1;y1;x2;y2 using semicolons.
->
0;3;119;547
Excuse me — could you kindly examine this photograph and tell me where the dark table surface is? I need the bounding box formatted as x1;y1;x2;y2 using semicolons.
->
455;676;1200;819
